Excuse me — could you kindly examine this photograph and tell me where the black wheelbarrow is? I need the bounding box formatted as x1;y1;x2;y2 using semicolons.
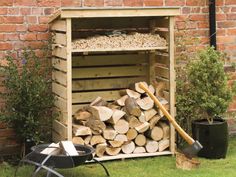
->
15;144;110;177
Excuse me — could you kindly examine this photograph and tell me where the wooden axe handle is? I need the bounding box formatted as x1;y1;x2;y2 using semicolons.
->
139;82;195;145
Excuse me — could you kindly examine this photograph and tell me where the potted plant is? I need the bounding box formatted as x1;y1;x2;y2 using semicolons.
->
0;48;55;155
186;47;235;159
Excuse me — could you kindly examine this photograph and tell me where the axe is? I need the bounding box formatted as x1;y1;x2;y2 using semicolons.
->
139;82;202;158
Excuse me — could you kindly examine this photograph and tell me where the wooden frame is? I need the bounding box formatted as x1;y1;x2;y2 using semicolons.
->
50;7;180;161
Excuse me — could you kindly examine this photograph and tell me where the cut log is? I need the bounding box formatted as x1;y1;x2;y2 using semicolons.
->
138;112;146;123
114;119;129;134
125;97;141;117
108;140;124;148
116;95;128;106
72;136;85;145
84;135;92;145
41;143;61;155
74;110;91;121
59;141;79;156
90;135;106;146
158;109;164;118
153;81;166;97
158;139;170;152
103;127;117;140
136;97;154;110
126;128;138;141
90;96;108;106
85;116;106;134
130;82;148;93
107;103;121;110
135;122;150;133
145;126;163;141
149;115;162;129
96;143;107;157
126;115;141;128
88;106;113;121
144;108;157;122
73;124;92;136
134;134;147;146
106;147;121;156
107;109;125;124
159;122;170;140
133;146;146;154
148;84;155;95
114;134;128;142
121;141;135;154
120;89;141;99
145;140;159;153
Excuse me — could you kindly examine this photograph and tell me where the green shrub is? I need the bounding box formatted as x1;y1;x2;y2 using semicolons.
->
0;49;55;143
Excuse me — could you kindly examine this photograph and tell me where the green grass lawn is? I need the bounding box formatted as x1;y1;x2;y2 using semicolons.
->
1;137;236;177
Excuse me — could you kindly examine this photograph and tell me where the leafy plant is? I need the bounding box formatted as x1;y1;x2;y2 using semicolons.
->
0;48;55;144
187;47;233;124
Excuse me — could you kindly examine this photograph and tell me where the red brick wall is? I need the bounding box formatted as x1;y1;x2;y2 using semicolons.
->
0;0;236;154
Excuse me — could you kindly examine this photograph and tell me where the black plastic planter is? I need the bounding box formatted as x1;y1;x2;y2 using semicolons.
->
192;118;228;159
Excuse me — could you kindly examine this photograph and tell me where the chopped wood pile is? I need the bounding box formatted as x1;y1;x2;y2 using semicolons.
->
72;32;167;50
73;82;170;157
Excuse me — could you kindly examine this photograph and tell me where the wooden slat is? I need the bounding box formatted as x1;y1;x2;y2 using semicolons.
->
52;82;67;99
155;54;169;66
72;104;89;115
52;46;67;59
149;53;156;85
54;108;68;125
72;66;147;79
72;47;167;53
72;90;121;104
156;66;169;79
72;54;148;67
61;8;180;18
52;58;67;72
51;20;66;32
156;77;170;90
163;91;170;102
54;96;67;111
52;131;66;143
156;17;169;28
72;77;147;91
53;33;67;46
52;70;67;86
53;120;68;139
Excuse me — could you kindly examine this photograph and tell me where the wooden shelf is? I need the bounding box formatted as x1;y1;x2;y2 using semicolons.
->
72;46;168;53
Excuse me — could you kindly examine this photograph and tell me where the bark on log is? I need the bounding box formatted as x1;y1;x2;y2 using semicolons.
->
125;97;141;117
145;140;159;153
153;81;166;97
121;141;135;154
103;127;117;140
106;147;121;156
85;116;106;134
135;122;150;133
73;124;92;136
145;126;163;141
144;108;157;122
114;119;129;134
96;143;107;157
74;110;91;121
88;106;113;121
134;134;147;146
90;135;106;146
136;97;154;110
126;128;138;141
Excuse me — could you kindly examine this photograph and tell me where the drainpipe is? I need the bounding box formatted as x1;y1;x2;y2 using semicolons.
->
209;0;217;49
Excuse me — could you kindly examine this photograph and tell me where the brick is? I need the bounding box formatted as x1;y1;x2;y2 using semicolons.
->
0;1;13;6
20;8;31;15
217;21;236;28
143;0;163;6
44;8;55;15
37;0;61;7
16;24;27;32
217;29;226;36
232;7;236;12
4;34;19;41
3;16;24;24
14;0;37;6
28;24;48;32
225;0;236;5
124;0;143;6
197;21;209;29
37;33;50;40
0;25;16;32
165;0;184;6
26;16;37;24
38;16;49;24
186;0;205;6
189;14;207;21
217;36;235;44
227;29;236;35
217;7;230;13
227;14;236;20
32;8;44;15
182;7;190;14
0;8;7;15
24;41;45;49
62;0;82;6
0;43;13;50
201;7;208;13
7;8;19;15
20;33;37;41
216;0;224;6
216;14;226;21
0;34;4;41
84;0;104;6
104;0;123;6
191;7;201;13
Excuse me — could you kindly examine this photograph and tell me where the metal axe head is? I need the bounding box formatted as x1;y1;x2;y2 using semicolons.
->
182;141;203;159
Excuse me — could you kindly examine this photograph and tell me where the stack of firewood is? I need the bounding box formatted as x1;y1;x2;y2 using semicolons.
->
72;32;167;50
72;82;170;157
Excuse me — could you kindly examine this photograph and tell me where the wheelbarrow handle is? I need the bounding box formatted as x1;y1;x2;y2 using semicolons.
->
139;82;195;145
